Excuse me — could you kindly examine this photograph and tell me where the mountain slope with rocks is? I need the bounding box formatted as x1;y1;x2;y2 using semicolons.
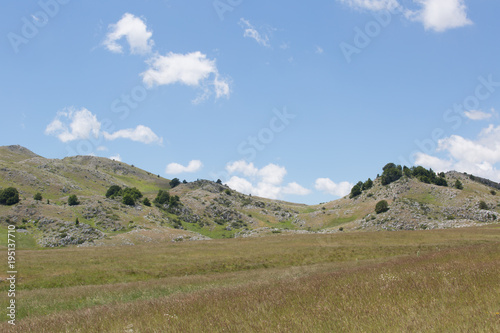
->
0;145;499;247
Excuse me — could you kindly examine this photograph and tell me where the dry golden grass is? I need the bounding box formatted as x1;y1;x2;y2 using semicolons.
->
1;226;499;332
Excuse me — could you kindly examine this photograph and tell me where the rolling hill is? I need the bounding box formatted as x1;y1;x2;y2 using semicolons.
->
1;145;499;247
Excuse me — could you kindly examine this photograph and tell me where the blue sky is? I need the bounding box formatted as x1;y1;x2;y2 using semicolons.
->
1;0;500;204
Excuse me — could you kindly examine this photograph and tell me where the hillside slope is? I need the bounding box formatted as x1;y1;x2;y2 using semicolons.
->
0;145;499;247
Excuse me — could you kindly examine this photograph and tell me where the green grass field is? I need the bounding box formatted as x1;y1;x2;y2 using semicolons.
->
1;226;499;332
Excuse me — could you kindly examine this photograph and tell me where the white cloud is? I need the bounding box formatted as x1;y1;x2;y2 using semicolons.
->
414;124;500;181
315;46;324;54
103;125;163;145
103;13;154;55
109;154;122;162
141;52;230;101
225;160;310;199
165;160;203;174
45;108;101;143
314;178;353;197
339;0;400;11
46;108;162;145
283;182;312;196
463;109;495;121
406;0;472;32
238;18;270;47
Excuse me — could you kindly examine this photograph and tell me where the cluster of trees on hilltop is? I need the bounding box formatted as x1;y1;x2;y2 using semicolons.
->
350;163;453;199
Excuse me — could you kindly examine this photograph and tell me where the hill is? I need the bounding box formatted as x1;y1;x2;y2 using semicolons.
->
0;145;499;247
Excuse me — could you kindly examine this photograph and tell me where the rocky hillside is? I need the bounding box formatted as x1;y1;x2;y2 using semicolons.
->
1;145;499;247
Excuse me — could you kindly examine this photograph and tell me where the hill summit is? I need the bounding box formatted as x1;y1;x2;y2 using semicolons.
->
0;146;499;247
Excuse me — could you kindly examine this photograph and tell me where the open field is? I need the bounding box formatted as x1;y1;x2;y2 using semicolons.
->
1;225;499;332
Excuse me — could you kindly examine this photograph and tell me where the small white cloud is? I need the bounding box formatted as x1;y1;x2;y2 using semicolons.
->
103;125;163;145
406;0;472;32
339;0;400;11
414;153;453;172
315;46;324;54
283;182;312;196
45;108;162;145
463;109;495;121
141;52;230;101
165;160;203;174
225;160;310;199
103;13;154;55
45;108;101;143
109;154;122;162
314;178;353;197
238;18;270;47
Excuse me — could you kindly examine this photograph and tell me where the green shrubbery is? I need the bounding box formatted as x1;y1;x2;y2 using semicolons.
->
375;200;389;214
0;187;20;205
68;195;80;206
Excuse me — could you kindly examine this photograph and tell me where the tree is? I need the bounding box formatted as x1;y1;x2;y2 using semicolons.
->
122;194;135;206
143;197;151;206
216;179;222;184
381;164;402;185
455;180;463;190
154;189;171;205
105;185;122;198
34;192;43;201
433;177;448;187
182;179;188;184
122;187;142;200
350;183;362;198
479;200;488;210
362;178;373;190
68;194;80;206
0;187;20;206
375;200;389;214
169;178;181;188
75;217;79;225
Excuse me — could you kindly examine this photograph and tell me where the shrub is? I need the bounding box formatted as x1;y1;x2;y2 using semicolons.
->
375;200;389;214
0;187;20;205
75;217;79;225
490;190;496;196
68;195;80;206
122;194;135;206
216;179;222;184
169;178;181;188
34;192;43;201
143;198;151;206
381;164;402;185
224;189;231;195
479;201;488;210
122;187;142;200
106;185;122;198
350;184;362;198
455;180;463;190
154;190;171;205
362;178;373;190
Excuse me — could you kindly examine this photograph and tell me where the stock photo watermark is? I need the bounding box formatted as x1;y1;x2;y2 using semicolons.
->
7;0;71;54
6;224;17;325
213;0;243;21
339;6;402;64
210;106;295;182
399;74;500;166
64;82;149;157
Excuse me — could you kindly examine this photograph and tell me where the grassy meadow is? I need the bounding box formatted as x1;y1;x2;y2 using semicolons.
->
1;226;499;332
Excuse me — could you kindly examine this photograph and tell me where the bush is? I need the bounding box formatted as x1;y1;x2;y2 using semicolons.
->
381;164;402;185
455;180;463;190
490;190;496;196
154;190;170;205
143;198;151;206
122;187;142;200
362;178;373;190
349;183;362;198
0;187;20;206
34;192;43;201
68;195;80;206
122;194;135;206
479;201;488;210
169;178;181;188
105;185;122;198
375;200;389;214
